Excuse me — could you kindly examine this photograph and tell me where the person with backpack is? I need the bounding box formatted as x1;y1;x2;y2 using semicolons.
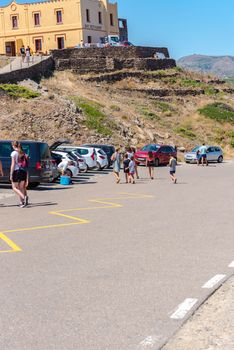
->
10;141;28;207
18;143;29;206
20;45;25;62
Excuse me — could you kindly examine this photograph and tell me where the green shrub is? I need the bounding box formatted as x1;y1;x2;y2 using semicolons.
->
180;79;203;88
0;84;40;98
198;103;234;123
204;87;218;96
72;96;112;136
153;101;173;112
175;126;196;140
140;108;160;121
110;105;121;112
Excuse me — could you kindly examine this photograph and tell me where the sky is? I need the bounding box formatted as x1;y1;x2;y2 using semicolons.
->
1;0;234;59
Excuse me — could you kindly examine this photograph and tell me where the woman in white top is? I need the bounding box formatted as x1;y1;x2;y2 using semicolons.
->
10;141;27;207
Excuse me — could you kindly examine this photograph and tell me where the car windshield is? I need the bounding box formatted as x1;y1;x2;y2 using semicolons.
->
191;146;201;152
141;145;160;152
110;36;119;43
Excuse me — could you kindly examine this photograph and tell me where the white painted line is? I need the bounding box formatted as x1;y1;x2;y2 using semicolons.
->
202;274;226;289
170;298;198;320
228;261;234;268
138;335;161;349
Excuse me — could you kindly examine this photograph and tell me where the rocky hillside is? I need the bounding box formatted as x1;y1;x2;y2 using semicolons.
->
178;54;234;79
0;67;234;157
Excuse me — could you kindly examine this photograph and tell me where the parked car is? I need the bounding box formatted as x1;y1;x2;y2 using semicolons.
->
95;148;108;170
55;145;97;170
50;140;96;171
184;146;223;164
68;151;88;173
82;144;115;167
120;41;134;47
0;140;53;187
134;144;177;166
51;151;79;177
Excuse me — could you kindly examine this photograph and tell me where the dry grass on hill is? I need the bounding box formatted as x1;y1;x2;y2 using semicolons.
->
0;68;234;158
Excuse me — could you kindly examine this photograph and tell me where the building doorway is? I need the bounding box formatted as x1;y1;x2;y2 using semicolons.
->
57;37;64;49
35;39;42;53
5;41;16;56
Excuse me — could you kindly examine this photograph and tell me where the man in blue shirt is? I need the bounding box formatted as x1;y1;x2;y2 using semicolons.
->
200;143;208;166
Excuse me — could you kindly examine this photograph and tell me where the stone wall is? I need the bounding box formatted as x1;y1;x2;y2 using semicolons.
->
0;57;54;84
52;46;176;73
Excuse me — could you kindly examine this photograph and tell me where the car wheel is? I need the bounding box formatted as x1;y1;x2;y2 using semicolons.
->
81;164;88;173
97;162;102;171
66;169;73;177
28;182;40;189
217;156;223;163
154;158;159;167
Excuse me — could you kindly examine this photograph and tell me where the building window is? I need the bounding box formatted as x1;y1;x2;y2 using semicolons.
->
35;39;42;52
57;37;65;49
86;9;90;22
56;10;63;24
110;13;114;26
34;13;40;26
87;36;92;44
98;11;102;24
12;16;18;29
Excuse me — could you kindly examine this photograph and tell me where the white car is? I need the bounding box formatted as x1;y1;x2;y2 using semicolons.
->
184;146;223;164
96;148;108;170
51;150;79;177
67;150;88;173
56;146;97;170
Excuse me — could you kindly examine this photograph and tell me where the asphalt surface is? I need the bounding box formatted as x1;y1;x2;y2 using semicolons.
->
0;161;233;350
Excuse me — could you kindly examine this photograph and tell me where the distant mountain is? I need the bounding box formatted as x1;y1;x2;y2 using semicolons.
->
177;54;234;78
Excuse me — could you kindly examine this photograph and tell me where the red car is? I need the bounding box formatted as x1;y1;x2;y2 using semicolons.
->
134;144;177;167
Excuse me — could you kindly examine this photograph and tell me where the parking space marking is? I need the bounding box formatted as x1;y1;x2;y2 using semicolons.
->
228;261;234;268
170;298;198;320
202;274;226;289
0;232;22;253
1;193;154;254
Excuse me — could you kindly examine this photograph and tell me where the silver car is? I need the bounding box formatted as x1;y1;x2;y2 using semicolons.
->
184;146;223;163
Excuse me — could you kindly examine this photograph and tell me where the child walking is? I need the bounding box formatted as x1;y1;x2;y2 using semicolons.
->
128;156;136;184
123;154;130;183
169;155;177;184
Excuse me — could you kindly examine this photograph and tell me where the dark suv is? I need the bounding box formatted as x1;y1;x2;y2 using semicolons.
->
0;140;53;187
82;144;115;167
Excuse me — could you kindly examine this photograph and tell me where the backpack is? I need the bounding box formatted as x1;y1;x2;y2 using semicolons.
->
19;154;29;169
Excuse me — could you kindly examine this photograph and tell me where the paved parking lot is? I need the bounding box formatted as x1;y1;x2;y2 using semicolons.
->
0;162;233;349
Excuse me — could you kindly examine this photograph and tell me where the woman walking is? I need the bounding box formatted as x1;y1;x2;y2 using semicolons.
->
18;143;29;205
10;141;28;207
111;148;121;184
146;151;154;179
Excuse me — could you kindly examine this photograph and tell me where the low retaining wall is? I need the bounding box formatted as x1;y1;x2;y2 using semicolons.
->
0;57;54;84
52;46;176;73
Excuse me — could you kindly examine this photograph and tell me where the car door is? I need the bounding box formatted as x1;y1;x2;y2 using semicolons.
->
206;147;215;161
158;146;168;164
213;147;222;161
0;142;12;182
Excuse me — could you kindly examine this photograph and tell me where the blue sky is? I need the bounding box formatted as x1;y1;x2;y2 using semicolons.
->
117;0;234;59
1;0;233;59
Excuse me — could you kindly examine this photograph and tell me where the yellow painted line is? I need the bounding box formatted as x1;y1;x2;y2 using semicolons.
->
4;222;85;234
1;192;154;253
0;232;22;253
50;211;90;224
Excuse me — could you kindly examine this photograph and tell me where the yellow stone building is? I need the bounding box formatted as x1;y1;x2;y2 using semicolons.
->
0;0;119;55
